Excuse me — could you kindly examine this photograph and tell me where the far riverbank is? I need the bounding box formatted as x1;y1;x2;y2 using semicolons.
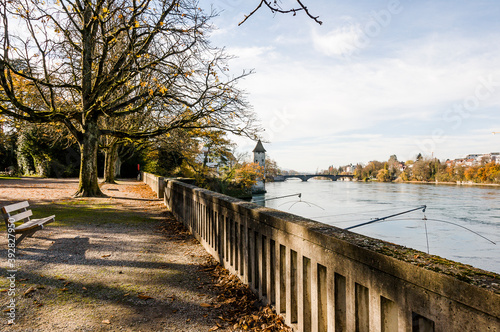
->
392;179;500;187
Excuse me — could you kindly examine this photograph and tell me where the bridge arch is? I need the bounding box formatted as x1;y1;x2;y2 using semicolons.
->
282;175;308;182
303;175;338;181
275;174;354;182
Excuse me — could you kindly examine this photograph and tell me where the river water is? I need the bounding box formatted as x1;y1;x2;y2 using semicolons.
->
252;179;500;274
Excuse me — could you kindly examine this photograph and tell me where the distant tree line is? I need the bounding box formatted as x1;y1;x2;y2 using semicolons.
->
322;154;500;184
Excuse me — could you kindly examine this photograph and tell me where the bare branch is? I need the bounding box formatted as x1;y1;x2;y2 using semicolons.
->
239;0;322;26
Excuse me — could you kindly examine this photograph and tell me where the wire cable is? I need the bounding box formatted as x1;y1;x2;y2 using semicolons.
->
344;205;427;230
252;193;301;203
423;216;430;254
402;217;496;245
309;205;427;220
279;198;325;210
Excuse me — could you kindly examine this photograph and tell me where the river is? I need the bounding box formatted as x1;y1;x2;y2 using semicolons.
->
252;179;500;274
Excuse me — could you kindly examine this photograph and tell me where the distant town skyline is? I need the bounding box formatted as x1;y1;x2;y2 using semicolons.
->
282;151;500;174
204;1;500;172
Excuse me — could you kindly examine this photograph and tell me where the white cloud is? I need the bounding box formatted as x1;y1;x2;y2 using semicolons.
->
228;40;500;171
226;46;275;60
311;23;365;57
213;2;500;171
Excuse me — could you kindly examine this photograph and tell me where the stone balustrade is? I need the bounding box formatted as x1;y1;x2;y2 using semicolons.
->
142;172;164;199
143;173;500;332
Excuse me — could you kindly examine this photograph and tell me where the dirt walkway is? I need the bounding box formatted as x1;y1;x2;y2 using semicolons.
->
0;178;233;331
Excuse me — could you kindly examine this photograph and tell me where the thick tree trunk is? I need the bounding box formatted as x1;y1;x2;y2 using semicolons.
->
103;143;118;184
74;121;105;197
73;1;104;197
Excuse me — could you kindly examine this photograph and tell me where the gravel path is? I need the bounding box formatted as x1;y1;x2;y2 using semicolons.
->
0;178;232;331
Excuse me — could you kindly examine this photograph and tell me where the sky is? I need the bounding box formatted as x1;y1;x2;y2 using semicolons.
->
204;0;500;172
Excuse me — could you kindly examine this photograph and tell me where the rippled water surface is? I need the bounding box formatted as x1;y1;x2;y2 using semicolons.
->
253;180;500;273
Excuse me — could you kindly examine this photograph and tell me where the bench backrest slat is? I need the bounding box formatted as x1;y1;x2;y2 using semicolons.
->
2;201;30;214
7;210;32;223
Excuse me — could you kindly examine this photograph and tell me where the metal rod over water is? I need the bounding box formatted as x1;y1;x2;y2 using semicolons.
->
252;193;301;203
345;205;427;230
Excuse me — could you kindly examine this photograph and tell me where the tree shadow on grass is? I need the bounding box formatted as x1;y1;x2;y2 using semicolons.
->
17;237;90;261
106;196;159;202
13;236;187;270
26;203;162;227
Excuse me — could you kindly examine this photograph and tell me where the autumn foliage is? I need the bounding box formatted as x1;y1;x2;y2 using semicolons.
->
462;162;500;183
349;156;500;184
235;162;264;188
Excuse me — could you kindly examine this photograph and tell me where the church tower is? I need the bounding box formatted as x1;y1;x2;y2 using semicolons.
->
252;140;266;194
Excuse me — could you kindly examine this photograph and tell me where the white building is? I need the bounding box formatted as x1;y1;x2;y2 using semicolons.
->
343;164;354;174
195;146;233;172
491;153;500;164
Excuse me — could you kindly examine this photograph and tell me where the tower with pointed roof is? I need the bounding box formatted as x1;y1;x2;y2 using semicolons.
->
252;140;266;194
253;140;266;167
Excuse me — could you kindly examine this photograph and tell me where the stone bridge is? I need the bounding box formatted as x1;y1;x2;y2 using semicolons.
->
273;174;354;182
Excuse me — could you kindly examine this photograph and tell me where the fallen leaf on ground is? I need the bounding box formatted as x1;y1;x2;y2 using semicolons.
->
60;288;68;292
101;254;111;258
137;294;153;300
200;257;293;332
24;287;36;296
82;287;87;290
102;319;111;324
200;303;211;308
209;326;219;331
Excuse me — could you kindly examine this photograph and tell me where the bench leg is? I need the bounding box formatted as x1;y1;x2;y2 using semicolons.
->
15;233;29;246
15;227;42;246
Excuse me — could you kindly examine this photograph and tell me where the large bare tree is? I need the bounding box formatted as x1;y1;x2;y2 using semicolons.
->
0;0;259;197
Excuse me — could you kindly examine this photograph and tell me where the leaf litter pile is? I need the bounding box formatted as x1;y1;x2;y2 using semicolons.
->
158;212;292;332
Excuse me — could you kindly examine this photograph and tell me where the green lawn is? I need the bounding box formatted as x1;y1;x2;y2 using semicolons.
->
31;200;160;227
0;175;22;180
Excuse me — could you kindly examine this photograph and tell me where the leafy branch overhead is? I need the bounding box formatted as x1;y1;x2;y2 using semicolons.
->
0;0;261;196
1;0;259;139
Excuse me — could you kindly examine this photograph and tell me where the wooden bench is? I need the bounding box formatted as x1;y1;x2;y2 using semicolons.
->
1;201;55;245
